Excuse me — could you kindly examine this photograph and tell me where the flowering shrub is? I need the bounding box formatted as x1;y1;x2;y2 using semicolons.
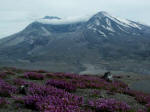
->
135;94;150;104
137;109;147;112
23;95;84;111
90;90;101;98
14;83;85;111
46;73;56;78
46;79;77;92
0;72;7;79
0;79;16;97
13;78;28;86
13;96;25;104
4;71;16;75
106;81;129;93
24;72;44;80
46;73;80;80
0;98;8;108
46;73;129;93
112;80;128;89
35;70;47;73
123;89;150;105
89;98;131;112
146;103;150;111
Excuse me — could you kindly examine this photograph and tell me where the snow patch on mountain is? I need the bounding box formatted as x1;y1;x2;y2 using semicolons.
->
97;30;107;37
105;18;111;26
116;18;142;29
41;27;51;36
105;26;115;32
95;19;100;26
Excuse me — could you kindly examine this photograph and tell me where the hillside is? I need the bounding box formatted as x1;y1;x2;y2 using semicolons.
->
0;67;150;112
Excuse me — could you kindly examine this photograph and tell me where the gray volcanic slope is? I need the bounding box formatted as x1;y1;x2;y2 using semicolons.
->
0;12;150;74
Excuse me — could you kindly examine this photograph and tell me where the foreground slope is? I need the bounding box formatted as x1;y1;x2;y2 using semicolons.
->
0;67;150;111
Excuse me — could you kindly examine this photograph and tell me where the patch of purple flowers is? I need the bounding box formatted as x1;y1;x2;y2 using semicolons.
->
0;72;7;79
46;79;77;92
15;83;85;111
0;98;8;108
0;79;16;97
146;103;150;111
24;72;44;80
13;78;28;86
88;98;131;112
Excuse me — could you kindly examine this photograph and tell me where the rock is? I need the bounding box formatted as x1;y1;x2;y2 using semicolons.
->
127;75;130;78
102;72;113;82
113;75;123;79
18;84;28;95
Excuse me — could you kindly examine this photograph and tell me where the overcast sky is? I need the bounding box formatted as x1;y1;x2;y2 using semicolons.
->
0;0;150;38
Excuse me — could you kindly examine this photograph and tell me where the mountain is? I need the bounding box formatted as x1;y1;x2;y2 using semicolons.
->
42;16;61;20
0;11;150;74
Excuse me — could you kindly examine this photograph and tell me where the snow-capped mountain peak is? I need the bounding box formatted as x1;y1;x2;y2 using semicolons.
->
86;11;143;37
91;11;141;29
93;11;112;19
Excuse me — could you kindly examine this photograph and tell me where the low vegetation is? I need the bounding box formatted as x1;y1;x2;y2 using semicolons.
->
0;67;149;112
